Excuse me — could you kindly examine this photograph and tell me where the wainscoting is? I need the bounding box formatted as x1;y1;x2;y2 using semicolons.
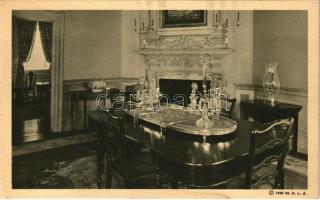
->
235;83;307;155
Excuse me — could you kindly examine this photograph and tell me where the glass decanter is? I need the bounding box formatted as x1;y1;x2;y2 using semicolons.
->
262;62;280;106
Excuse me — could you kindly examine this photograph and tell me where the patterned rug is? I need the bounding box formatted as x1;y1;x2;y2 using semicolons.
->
12;132;97;157
12;134;307;189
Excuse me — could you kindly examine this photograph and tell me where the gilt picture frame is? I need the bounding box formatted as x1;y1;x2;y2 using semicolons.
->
162;10;207;28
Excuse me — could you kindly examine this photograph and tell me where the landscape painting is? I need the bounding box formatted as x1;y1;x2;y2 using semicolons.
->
162;10;207;28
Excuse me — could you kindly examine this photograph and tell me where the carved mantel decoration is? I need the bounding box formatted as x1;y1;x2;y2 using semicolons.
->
136;11;233;89
141;27;226;50
137;51;228;69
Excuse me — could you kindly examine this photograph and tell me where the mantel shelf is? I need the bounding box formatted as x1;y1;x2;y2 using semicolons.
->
136;48;232;55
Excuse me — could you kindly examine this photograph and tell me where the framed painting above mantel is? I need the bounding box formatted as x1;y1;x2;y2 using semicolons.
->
156;10;215;35
162;10;207;28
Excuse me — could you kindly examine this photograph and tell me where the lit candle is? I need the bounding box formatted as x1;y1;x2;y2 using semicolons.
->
106;87;110;97
155;74;159;87
203;63;207;79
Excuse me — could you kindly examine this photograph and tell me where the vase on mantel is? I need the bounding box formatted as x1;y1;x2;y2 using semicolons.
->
262;62;280;106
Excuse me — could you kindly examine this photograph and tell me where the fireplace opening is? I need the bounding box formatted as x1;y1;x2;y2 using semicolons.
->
159;79;210;105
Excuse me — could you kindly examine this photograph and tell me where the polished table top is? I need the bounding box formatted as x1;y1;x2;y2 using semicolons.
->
88;108;271;166
127;108;237;137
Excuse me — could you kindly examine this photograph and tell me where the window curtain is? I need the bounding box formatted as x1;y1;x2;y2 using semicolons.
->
39;21;53;63
15;19;37;90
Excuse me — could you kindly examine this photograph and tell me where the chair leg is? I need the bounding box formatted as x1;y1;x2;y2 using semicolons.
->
104;137;112;188
151;152;162;188
171;180;182;189
97;151;102;188
275;155;285;189
33;89;36;101
279;169;285;189
105;154;112;188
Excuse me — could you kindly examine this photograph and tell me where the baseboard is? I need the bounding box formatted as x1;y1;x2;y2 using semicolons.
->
289;152;308;161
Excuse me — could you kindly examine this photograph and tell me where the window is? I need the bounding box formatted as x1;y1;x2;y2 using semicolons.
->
23;22;50;71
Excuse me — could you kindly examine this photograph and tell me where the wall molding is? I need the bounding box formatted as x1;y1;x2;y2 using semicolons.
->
234;83;307;98
63;77;139;92
63;77;138;85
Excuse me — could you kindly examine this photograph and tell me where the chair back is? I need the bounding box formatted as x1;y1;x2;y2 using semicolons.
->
108;88;121;98
220;97;236;117
125;84;145;101
245;117;294;188
97;109;128;187
126;84;145;93
25;71;36;89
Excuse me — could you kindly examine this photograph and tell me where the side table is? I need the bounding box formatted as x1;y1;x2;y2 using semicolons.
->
241;100;302;154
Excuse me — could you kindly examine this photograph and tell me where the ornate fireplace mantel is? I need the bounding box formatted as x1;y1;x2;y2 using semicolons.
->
137;22;232;66
136;48;232;55
135;16;233;89
137;51;231;70
137;48;232;89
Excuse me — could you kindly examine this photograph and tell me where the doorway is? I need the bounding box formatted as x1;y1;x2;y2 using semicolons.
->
12;11;64;144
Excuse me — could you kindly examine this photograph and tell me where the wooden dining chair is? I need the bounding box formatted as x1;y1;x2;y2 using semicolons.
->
24;71;37;100
125;84;145;102
220;97;236;118
228;117;294;189
96;109;160;188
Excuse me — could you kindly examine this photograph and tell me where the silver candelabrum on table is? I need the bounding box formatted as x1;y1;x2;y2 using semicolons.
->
188;73;230;129
135;70;162;111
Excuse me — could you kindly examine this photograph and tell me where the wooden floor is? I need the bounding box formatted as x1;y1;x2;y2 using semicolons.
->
12;97;51;145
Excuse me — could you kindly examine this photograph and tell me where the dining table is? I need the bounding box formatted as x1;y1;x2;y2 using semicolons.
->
88;105;277;188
